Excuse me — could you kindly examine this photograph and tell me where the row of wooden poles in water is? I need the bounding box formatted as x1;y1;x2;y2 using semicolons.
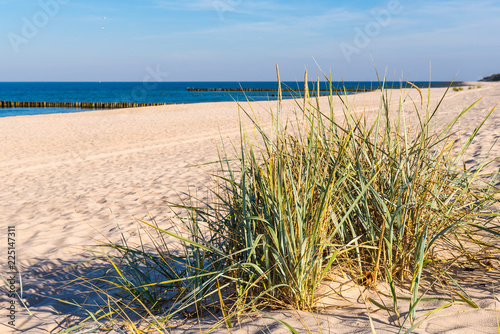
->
0;101;167;109
0;87;378;110
187;88;374;92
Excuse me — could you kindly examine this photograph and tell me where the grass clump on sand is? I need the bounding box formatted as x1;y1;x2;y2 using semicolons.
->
68;67;500;333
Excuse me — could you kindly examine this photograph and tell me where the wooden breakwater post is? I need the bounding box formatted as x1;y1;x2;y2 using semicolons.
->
186;87;376;93
0;101;167;110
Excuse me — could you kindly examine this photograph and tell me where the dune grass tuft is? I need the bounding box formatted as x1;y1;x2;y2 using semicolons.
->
66;67;500;333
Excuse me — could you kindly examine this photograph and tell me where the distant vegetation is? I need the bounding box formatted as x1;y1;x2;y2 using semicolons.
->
453;85;482;92
480;73;500;81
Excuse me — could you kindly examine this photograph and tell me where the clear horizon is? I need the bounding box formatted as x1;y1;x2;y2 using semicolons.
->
1;0;499;82
0;79;474;83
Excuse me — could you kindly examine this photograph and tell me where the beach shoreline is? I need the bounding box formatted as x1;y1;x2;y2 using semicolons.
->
1;83;500;333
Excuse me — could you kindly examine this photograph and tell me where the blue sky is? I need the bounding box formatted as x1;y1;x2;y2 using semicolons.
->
0;0;499;81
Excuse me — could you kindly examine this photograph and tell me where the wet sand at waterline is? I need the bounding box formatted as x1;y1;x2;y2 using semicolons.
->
1;82;500;333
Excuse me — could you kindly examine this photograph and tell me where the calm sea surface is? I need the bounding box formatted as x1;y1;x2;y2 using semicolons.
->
0;81;457;118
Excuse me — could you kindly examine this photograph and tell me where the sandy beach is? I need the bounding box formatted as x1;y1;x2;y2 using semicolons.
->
1;83;500;333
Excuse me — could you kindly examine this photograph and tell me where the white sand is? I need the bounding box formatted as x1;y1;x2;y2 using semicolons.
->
1;83;500;333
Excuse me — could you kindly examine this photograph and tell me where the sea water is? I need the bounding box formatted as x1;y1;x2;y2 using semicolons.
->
0;81;456;117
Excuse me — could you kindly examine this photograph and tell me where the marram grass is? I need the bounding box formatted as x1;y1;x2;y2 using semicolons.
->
66;68;500;333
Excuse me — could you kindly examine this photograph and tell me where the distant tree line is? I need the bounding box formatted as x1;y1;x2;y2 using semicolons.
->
480;73;500;82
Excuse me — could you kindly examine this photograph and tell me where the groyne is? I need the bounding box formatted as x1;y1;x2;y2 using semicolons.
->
187;87;375;92
0;101;166;109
